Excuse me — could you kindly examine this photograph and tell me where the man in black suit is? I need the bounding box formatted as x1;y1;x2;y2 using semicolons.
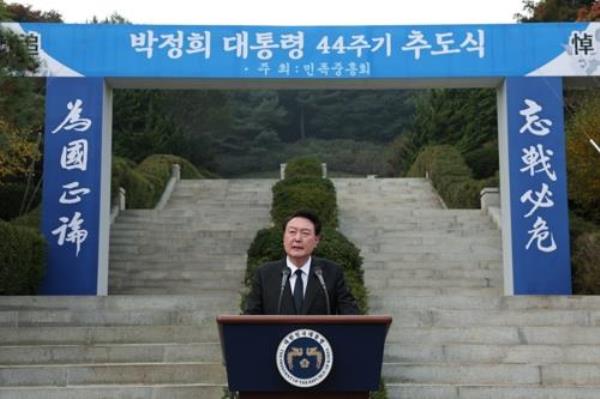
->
244;210;359;315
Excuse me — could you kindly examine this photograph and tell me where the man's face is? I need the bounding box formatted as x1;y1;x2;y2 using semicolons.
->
283;216;320;266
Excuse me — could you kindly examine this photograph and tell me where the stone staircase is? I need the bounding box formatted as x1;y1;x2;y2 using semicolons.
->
3;177;600;399
0;178;274;399
335;177;600;399
109;179;274;294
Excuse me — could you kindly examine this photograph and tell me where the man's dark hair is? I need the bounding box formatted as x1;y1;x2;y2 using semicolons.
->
282;209;322;236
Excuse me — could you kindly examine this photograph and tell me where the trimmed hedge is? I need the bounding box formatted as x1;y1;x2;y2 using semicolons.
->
136;154;205;181
407;145;498;208
285;156;322;178
0;221;46;294
572;230;600;294
112;154;207;209
10;205;41;229
271;177;338;229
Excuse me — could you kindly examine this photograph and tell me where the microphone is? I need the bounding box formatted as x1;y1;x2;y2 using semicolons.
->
277;268;291;314
314;267;331;315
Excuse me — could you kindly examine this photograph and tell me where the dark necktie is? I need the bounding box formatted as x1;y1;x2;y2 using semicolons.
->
293;269;304;314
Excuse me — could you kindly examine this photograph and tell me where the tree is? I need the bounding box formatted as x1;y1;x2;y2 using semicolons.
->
4;2;62;22
576;1;600;19
517;0;597;22
0;2;46;218
566;93;600;223
411;89;497;153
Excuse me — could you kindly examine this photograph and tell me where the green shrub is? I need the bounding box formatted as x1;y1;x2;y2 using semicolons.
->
407;145;495;209
136;154;204;181
572;230;600;294
121;168;157;209
0;221;46;294
245;227;285;286
285;156;322;178
10;205;41;229
271;177;337;229
0;182;41;221
570;212;598;241
111;156;136;202
244;226;367;314
464;142;499;179
111;154;208;209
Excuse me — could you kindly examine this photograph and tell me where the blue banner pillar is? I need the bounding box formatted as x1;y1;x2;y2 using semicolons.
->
40;77;112;295
497;77;571;295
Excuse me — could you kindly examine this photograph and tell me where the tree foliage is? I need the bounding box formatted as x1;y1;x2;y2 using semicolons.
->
3;2;62;22
387;89;498;177
566;92;600;223
517;0;599;21
0;1;52;218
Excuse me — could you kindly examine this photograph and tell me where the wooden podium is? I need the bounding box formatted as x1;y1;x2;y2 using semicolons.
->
217;315;392;398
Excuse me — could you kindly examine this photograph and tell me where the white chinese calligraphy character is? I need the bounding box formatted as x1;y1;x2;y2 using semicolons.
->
520;144;557;181
60;139;88;171
519;99;552;137
525;216;557;253
520;183;554;218
51;211;88;256
59;181;91;205
51;99;92;134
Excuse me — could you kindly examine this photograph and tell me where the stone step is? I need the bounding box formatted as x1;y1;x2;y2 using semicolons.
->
114;216;269;226
361;244;501;256
357;235;500;246
361;252;501;264
0;363;225;387
110;253;246;271
383;342;600;364
344;228;500;238
0;343;222;365
368;287;502;297
382;363;600;386
365;268;502;280
0;384;226;399
109;280;242;292
362;259;501;271
0;296;240;311
372;309;598;328
385;326;600;345
0;309;230;327
109;252;245;260
367;295;600;311
0;324;219;345
109;260;246;272
385;384;600;399
109;287;240;296
382;363;538;385
110;229;257;240
367;277;499;289
109;241;251;254
109;269;243;280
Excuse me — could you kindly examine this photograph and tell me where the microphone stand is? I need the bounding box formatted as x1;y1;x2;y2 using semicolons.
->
314;267;331;315
277;268;290;314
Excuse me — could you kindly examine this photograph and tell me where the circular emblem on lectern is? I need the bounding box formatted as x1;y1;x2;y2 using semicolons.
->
276;328;333;387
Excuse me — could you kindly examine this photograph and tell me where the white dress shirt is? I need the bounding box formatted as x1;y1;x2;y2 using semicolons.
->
286;256;311;297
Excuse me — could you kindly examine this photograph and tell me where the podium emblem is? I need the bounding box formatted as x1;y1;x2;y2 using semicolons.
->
276;328;333;387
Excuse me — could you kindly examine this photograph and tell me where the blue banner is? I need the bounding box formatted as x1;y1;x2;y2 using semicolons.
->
40;78;105;295
505;77;571;294
2;22;600;79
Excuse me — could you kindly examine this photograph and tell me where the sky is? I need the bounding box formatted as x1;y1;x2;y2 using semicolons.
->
20;0;527;25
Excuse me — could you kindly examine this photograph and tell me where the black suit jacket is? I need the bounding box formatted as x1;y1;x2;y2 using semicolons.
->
244;257;359;315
